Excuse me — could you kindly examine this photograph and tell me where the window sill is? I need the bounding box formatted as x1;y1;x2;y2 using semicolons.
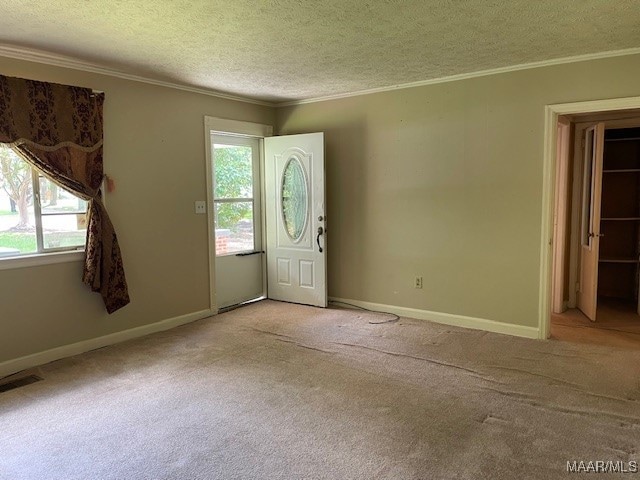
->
0;250;85;271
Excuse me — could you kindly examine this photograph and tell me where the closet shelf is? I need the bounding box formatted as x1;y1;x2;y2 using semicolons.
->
599;257;640;264
597;128;640;304
605;137;640;142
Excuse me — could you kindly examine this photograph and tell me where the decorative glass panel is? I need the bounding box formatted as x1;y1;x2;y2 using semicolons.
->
281;157;307;241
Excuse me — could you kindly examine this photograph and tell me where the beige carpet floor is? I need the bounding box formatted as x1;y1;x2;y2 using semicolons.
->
1;300;639;479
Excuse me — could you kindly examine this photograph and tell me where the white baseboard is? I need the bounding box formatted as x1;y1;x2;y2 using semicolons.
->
0;308;215;379
1;299;540;379
329;297;540;339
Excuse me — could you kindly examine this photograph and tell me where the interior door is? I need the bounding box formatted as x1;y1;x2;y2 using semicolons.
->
264;133;327;307
577;123;605;321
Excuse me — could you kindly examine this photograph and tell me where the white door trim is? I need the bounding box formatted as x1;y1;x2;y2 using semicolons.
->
551;120;570;314
539;96;640;339
203;116;273;312
206;117;273;138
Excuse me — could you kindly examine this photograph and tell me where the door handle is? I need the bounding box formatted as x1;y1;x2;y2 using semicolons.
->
316;226;324;253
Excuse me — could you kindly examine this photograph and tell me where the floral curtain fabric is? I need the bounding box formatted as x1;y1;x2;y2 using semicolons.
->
0;75;129;313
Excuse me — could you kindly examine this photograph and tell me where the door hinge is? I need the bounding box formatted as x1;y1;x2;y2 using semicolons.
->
575;282;580;293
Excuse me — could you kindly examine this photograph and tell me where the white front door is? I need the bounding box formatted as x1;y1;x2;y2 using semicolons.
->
577;123;605;321
264;133;327;307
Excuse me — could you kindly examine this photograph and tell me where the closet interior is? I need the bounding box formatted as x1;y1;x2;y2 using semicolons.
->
598;127;640;313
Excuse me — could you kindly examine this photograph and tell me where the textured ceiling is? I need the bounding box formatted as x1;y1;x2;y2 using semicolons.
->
0;0;639;103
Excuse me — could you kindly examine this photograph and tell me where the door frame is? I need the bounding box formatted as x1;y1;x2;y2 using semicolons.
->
539;96;640;339
203;117;273;312
551;118;571;314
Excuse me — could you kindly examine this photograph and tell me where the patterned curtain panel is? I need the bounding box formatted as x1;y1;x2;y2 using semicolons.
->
0;75;129;313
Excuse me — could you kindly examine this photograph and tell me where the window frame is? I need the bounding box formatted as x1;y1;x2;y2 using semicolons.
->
0;147;91;268
203;116;273;312
0;249;85;271
212;135;261;257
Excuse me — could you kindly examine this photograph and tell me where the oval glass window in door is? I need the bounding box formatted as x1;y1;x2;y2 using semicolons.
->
281;157;308;242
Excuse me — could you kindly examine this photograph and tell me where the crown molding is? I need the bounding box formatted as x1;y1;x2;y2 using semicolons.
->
3;44;640;110
0;44;276;107
276;46;640;107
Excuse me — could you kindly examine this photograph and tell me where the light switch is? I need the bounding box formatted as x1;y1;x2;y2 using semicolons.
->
195;201;207;214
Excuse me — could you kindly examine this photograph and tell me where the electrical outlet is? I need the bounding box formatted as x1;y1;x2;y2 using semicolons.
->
414;276;423;289
195;201;206;214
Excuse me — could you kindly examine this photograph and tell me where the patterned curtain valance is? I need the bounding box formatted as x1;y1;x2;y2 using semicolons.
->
0;75;129;314
0;75;103;152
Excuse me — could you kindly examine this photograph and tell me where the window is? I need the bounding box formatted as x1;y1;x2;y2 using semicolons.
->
212;136;259;256
0;145;87;258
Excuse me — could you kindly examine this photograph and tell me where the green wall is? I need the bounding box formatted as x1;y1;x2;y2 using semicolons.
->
276;54;640;329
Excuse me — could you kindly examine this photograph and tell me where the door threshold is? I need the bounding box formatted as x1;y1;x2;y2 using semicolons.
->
218;296;266;314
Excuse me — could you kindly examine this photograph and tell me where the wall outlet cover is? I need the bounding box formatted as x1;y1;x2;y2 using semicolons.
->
195;201;207;214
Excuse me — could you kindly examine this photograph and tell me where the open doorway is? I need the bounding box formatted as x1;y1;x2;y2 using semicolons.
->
203;117;328;313
204;117;272;312
547;107;640;348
